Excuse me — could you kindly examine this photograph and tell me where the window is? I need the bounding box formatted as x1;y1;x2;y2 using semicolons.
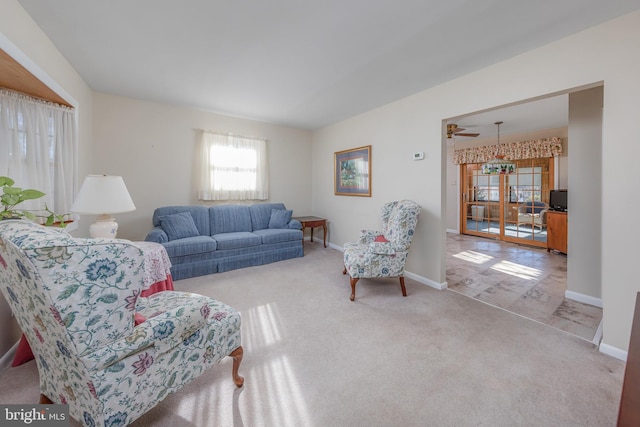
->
0;89;76;214
198;132;268;201
508;166;543;203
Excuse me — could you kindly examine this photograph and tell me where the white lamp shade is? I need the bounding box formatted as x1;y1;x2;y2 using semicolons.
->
70;175;136;215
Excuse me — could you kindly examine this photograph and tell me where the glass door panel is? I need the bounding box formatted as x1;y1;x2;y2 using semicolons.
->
462;164;499;238
503;158;550;247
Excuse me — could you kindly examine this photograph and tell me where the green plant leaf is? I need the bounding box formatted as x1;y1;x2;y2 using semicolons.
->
20;189;46;201
2;194;20;205
22;212;37;220
0;176;15;186
0;211;19;219
4;186;22;195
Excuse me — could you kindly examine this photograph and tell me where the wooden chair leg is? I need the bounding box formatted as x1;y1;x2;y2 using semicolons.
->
39;394;53;404
350;277;359;301
229;346;244;388
399;276;407;297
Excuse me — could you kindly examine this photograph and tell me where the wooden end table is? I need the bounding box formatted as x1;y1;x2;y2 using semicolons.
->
293;216;327;248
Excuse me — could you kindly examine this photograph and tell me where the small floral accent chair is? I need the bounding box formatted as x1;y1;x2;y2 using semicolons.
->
342;200;420;301
0;220;243;427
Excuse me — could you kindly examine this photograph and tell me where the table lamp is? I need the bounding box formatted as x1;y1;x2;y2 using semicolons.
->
70;175;136;238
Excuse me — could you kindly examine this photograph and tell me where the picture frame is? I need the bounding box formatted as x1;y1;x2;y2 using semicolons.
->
334;145;371;197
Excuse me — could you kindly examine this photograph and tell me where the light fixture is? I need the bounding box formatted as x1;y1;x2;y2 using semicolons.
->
481;121;516;175
70;175;136;238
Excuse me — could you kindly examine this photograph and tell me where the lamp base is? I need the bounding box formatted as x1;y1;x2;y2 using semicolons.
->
89;215;119;238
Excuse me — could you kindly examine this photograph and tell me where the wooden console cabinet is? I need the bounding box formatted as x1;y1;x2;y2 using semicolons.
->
547;211;567;254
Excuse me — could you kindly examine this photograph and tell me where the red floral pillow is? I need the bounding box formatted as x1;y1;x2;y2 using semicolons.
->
134;313;147;325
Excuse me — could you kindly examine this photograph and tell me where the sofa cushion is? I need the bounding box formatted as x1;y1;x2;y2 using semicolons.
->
253;229;303;244
153;206;210;236
209;206;252;235
158;212;200;241
249;203;286;231
213;232;262;250
162;236;217;258
268;209;293;229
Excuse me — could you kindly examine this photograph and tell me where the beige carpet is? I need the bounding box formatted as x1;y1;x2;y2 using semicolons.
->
0;242;625;426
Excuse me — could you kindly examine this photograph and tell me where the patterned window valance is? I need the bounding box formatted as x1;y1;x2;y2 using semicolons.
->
453;137;563;165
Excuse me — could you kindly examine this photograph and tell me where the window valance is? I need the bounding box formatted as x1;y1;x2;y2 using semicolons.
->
453;137;563;165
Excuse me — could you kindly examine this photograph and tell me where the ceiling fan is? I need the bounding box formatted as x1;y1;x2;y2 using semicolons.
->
447;123;479;138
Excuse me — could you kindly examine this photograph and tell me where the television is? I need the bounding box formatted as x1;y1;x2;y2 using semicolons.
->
549;189;567;212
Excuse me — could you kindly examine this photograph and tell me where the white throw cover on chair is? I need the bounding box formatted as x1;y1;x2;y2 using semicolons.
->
0;220;243;427
343;200;420;301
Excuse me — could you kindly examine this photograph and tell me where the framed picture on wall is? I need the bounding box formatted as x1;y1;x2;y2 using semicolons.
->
334;145;371;196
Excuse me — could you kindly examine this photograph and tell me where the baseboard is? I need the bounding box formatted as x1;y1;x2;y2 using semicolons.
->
599;342;628;362
565;290;603;308
446;228;459;234
404;271;448;290
592;318;604;346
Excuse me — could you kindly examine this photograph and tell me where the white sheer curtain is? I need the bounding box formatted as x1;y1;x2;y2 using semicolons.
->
0;89;77;214
199;131;269;201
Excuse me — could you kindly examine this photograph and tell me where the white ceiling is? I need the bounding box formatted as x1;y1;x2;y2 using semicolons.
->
447;94;570;142
17;0;640;130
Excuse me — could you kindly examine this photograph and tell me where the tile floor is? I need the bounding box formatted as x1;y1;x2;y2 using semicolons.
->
446;232;603;342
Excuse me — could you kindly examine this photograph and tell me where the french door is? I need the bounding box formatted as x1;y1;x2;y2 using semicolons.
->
461;158;552;248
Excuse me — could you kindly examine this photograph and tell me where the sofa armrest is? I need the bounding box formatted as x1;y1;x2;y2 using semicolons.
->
288;219;302;230
145;227;168;243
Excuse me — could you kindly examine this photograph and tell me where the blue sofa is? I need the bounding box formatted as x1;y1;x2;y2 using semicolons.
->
145;203;303;280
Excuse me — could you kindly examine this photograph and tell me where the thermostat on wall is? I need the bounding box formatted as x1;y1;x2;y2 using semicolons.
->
413;152;425;160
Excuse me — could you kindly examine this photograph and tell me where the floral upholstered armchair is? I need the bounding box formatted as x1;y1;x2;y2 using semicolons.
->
0;220;243;427
342;200;420;301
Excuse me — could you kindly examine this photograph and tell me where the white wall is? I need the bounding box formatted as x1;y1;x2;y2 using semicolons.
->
92;93;313;241
567;87;603;300
313;11;640;354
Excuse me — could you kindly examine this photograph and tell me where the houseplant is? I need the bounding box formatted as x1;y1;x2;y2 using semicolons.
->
0;176;70;227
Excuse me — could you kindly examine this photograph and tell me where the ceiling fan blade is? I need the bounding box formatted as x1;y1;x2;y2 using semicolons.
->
447;124;465;133
455;132;480;137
